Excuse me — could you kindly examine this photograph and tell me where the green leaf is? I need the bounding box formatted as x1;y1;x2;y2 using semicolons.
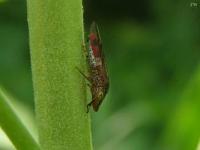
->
0;87;40;150
161;67;200;150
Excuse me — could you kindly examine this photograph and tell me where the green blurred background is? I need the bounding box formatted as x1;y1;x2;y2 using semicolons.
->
1;0;200;150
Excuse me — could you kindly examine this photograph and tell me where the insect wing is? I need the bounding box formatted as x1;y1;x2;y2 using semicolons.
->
90;22;109;93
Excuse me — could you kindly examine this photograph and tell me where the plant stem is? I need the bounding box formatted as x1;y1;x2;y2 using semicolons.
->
0;88;40;150
27;0;93;149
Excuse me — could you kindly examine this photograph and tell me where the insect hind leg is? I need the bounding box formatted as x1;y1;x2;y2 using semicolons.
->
75;67;91;83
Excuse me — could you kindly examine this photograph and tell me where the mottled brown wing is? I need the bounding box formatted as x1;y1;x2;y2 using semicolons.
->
94;23;109;91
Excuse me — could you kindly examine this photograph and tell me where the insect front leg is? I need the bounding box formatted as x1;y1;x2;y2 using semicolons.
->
86;91;99;113
87;99;94;113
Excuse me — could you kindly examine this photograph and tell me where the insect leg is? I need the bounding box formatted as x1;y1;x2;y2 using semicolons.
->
87;83;92;88
75;67;91;83
86;100;94;113
82;43;89;58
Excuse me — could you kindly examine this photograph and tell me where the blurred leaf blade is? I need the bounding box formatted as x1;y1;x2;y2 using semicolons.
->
160;66;200;150
0;86;40;150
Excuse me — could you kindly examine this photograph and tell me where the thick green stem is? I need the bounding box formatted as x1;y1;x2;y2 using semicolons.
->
0;88;40;150
27;0;93;150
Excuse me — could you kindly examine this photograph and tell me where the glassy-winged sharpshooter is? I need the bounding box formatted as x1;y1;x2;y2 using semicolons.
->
77;22;109;112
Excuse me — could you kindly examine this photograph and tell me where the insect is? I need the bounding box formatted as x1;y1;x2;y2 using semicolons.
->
77;22;109;112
